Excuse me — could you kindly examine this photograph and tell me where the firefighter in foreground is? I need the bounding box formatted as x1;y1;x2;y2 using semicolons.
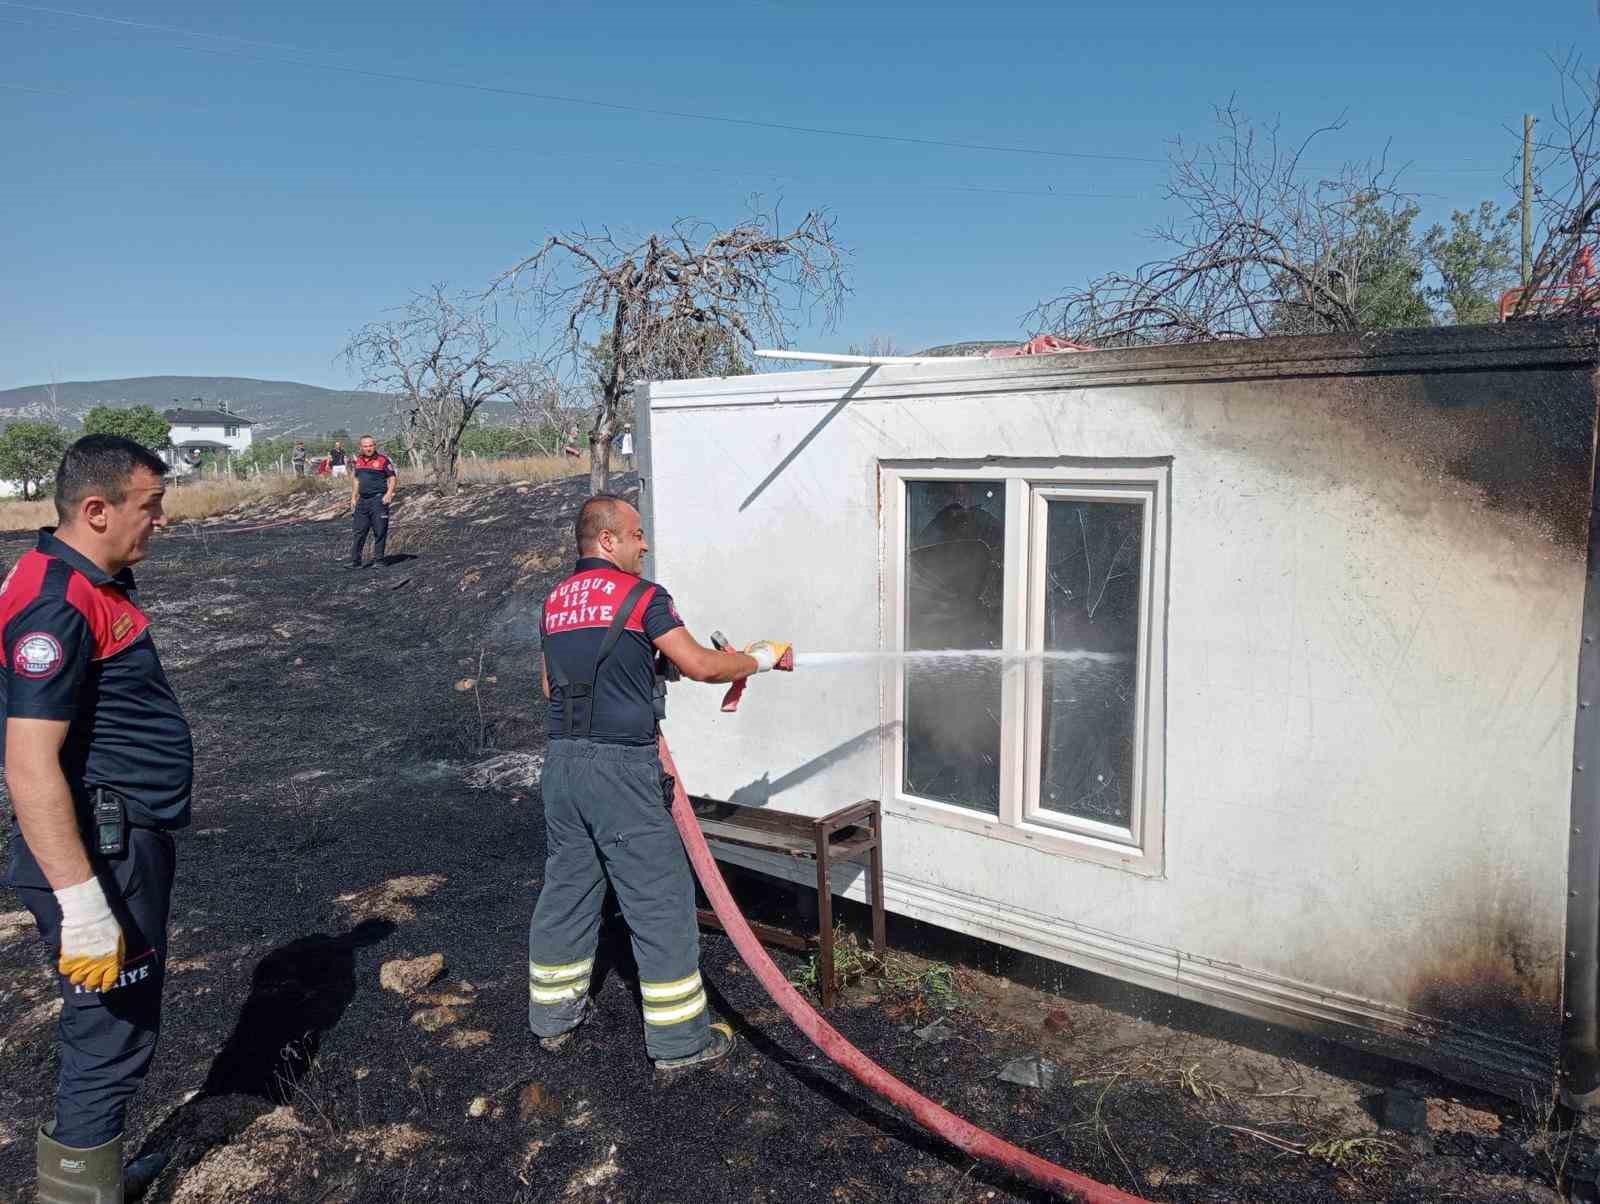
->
532;493;791;1070
2;436;192;1203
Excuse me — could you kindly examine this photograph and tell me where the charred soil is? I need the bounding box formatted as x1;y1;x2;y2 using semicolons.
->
0;473;1589;1203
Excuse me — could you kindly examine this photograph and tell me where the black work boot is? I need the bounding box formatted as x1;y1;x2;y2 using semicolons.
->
124;1146;171;1200
37;1121;124;1203
653;1022;735;1075
538;998;594;1053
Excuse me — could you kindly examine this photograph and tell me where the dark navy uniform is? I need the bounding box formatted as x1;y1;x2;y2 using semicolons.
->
528;558;714;1059
349;450;396;566
0;530;193;1148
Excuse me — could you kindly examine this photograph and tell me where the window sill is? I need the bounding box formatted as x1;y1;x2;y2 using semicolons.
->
888;793;1165;878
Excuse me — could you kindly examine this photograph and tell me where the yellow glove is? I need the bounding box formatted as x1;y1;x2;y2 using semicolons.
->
744;641;794;673
54;877;125;993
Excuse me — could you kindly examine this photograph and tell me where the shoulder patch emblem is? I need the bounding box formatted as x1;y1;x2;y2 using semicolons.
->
13;631;63;679
111;613;133;641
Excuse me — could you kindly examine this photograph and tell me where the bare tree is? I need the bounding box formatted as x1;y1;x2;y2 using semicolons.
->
342;285;521;492
496;203;849;493
1030;105;1424;345
1509;53;1600;318
504;361;584;455
846;335;903;357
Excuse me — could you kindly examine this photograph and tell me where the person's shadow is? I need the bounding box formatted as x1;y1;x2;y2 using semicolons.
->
200;918;395;1100
129;919;394;1199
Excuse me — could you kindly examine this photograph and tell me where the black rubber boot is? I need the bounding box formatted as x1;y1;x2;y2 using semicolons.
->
37;1122;124;1203
538;998;594;1053
653;1022;735;1075
124;1147;171;1200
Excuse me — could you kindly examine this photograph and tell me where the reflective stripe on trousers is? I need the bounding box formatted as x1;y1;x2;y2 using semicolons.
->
529;956;593;1005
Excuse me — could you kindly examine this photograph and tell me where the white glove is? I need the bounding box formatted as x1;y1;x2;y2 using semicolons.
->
54;877;125;992
744;640;794;673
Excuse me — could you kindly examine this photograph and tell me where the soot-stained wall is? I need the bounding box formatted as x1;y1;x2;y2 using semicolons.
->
642;322;1600;1091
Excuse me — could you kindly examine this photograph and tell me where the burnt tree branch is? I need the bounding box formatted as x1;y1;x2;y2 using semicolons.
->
494;202;849;493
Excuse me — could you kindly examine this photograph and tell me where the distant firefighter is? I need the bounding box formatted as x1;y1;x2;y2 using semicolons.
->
346;435;397;570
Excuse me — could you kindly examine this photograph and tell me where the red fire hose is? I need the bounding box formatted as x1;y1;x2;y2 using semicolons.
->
658;732;1150;1203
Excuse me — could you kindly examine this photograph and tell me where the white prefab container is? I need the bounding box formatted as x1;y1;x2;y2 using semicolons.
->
636;323;1600;1101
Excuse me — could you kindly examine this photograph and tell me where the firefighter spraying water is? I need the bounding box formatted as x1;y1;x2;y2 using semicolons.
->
530;493;791;1072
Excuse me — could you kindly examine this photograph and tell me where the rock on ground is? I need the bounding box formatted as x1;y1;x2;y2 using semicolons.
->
379;953;445;997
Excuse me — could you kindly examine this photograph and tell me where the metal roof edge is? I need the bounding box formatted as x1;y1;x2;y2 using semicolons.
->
645;322;1600;408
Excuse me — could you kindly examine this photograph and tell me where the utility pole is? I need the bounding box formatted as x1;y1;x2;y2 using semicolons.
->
1522;113;1536;286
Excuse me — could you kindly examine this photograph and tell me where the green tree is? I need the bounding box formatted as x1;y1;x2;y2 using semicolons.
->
232;435;300;477
459;422;543;458
1266;196;1431;334
0;421;70;499
1348;198;1432;330
1421;201;1519;325
83;405;171;451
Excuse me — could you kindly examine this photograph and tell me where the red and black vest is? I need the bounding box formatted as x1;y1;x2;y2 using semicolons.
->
541;559;680;746
352;452;394;498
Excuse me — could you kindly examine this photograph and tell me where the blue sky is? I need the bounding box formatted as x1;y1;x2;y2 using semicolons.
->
1;0;1593;391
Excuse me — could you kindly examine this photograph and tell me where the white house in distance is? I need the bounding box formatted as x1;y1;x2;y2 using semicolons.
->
161;403;254;474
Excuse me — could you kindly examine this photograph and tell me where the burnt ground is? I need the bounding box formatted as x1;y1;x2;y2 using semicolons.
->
0;471;1593;1203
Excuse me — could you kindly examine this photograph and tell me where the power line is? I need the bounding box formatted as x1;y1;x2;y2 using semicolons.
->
0;70;1509;183
0;80;1144;201
1;4;1168;165
0;1;315;52
0;5;1512;178
178;43;1175;166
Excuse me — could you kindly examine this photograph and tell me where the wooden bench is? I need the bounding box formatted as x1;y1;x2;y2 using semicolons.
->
690;796;885;1009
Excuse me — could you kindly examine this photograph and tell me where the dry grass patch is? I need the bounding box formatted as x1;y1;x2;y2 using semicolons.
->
564;1143;621;1196
0;451;597;531
170;1108;310;1203
0;476;340;531
342;1122;430;1161
451;453;600;486
0;907;34;940
335;873;447;924
0;496;65;531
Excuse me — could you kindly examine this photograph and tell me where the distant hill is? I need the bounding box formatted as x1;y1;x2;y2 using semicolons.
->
915;341;1018;357
0;376;397;435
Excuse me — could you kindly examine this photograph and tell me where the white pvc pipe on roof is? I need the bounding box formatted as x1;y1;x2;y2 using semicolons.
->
751;349;984;366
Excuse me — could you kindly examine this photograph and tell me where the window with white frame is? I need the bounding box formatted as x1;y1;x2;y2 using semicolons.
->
882;461;1169;874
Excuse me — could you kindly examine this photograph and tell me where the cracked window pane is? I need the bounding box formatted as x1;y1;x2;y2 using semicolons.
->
903;481;1004;813
1038;498;1142;827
